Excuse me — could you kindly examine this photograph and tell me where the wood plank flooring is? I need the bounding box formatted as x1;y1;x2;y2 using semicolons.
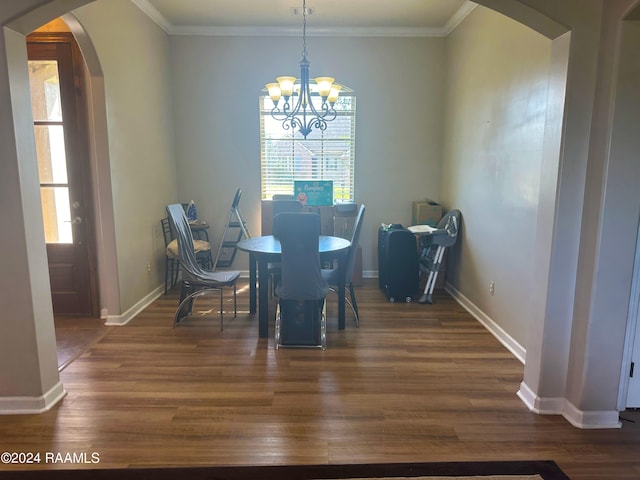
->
1;279;639;479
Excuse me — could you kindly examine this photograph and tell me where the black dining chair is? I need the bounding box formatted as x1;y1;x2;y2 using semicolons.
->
273;212;328;350
161;217;180;295
272;198;303;217
322;204;365;326
166;204;240;330
268;198;304;294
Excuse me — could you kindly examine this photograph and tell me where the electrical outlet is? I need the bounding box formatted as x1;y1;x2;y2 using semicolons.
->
147;263;151;272
489;281;495;296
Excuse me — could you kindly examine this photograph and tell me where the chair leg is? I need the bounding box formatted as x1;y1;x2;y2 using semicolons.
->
329;286;360;327
164;258;170;295
172;260;180;290
179;280;189;304
320;299;327;351
233;283;237;318
174;287;224;330
219;287;224;331
274;302;282;349
348;282;359;327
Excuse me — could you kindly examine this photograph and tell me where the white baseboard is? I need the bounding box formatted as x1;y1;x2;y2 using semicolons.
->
445;282;526;363
445;285;622;429
518;381;621;429
0;381;66;414
104;284;164;326
517;380;565;414
562;400;622;429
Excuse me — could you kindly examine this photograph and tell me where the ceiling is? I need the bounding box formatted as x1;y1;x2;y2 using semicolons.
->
131;0;478;36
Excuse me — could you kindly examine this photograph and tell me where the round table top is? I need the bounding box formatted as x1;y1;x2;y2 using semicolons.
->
237;235;350;255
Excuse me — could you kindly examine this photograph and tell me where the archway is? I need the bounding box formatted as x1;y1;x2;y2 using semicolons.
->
0;0;115;413
1;0;629;429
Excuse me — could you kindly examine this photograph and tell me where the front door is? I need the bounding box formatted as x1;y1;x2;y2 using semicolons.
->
27;33;98;316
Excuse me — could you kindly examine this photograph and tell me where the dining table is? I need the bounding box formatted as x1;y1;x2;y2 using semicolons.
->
237;235;351;339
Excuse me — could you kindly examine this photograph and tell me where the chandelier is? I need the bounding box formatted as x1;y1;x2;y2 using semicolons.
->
265;0;341;139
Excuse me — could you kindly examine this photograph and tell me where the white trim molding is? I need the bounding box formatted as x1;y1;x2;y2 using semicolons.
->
170;25;448;38
447;283;623;429
442;1;478;35
517;380;566;415
0;382;66;415
518;381;622;429
130;0;477;38
104;284;164;326
445;282;526;363
130;0;172;33
562;401;622;430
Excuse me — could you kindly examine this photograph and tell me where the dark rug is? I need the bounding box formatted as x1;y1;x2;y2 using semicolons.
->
0;461;570;479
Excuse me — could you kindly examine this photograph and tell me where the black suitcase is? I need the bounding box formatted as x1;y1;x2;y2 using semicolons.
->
378;226;419;302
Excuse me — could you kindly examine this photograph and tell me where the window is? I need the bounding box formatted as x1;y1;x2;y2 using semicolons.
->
29;59;73;244
259;87;356;202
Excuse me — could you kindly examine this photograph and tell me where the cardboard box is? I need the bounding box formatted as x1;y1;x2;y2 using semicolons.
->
412;199;442;227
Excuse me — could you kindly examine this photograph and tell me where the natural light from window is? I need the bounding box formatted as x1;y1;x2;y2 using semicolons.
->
259;88;356;202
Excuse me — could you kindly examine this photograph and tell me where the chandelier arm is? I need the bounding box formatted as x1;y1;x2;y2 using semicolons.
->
267;0;340;138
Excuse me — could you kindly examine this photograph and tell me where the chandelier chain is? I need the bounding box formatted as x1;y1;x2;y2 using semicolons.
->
265;0;340;138
302;0;308;60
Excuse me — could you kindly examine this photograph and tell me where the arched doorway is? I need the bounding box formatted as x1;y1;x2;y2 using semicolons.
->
1;0;634;428
27;19;98;317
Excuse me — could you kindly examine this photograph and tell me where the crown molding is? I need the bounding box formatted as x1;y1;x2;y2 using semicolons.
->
443;1;478;36
169;25;448;37
130;0;172;33
131;0;477;38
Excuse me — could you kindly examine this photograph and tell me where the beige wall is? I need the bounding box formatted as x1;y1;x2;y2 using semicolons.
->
73;0;178;312
441;7;552;347
169;35;446;273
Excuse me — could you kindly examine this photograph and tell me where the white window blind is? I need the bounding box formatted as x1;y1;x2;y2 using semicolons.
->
259;90;356;202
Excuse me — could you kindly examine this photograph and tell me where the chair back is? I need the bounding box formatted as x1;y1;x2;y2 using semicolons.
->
344;204;366;282
271;194;295;200
274;212;326;300
160;217;174;247
273;199;303;218
166;203;203;279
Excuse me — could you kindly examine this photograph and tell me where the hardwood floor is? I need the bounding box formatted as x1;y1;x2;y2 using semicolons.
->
2;279;639;479
54;316;111;371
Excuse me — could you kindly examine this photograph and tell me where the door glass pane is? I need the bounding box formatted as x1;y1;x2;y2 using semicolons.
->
34;125;68;184
29;59;72;244
29;61;62;121
40;187;72;244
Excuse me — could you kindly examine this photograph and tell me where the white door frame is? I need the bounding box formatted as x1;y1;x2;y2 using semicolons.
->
618;217;640;409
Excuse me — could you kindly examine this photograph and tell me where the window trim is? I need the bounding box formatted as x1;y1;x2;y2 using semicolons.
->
259;88;356;202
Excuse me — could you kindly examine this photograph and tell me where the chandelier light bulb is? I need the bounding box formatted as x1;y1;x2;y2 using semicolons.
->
315;77;335;98
276;76;296;98
265;83;282;104
327;83;342;104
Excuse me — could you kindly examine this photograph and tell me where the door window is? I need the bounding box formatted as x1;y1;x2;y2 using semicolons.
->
29;60;72;244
